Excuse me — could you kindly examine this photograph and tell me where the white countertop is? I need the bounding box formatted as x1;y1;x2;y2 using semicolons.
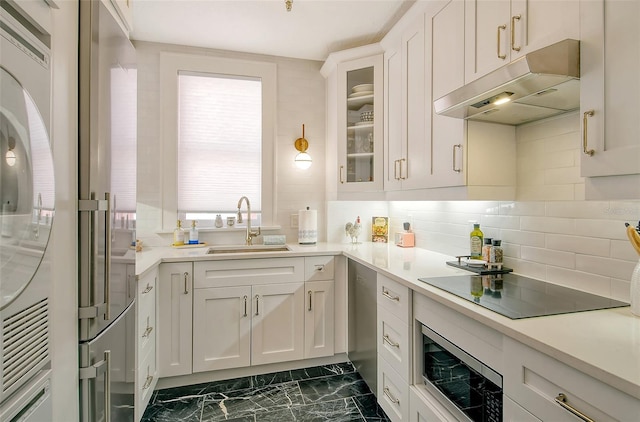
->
134;241;640;400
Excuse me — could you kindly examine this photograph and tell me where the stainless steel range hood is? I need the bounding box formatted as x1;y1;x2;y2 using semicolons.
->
434;39;580;125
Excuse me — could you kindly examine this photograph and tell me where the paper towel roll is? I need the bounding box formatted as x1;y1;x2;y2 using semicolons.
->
298;208;317;244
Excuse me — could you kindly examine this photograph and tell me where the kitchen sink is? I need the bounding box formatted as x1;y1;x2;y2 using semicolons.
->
207;245;291;254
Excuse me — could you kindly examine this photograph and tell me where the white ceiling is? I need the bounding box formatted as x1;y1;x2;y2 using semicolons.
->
131;0;415;61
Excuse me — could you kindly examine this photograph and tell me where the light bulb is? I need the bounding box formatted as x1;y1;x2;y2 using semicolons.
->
5;150;16;166
294;152;312;169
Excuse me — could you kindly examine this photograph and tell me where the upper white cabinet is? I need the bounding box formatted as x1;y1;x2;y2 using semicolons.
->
464;0;579;83
104;0;133;33
580;0;640;198
337;55;384;192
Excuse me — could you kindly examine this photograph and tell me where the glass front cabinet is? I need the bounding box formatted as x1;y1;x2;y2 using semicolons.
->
337;55;383;192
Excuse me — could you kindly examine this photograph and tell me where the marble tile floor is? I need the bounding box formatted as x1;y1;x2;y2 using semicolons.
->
142;361;391;422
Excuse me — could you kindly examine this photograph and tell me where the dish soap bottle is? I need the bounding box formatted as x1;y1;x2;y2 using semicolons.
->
470;223;484;258
173;219;185;246
189;220;199;244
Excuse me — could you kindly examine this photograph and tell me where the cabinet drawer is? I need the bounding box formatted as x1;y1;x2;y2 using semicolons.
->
137;347;157;413
378;355;409;422
377;306;410;382
408;386;453;422
504;337;640;421
304;256;335;281
137;303;156;357
194;258;305;288
377;274;411;323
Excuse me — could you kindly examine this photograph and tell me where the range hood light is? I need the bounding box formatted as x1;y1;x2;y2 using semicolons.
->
493;92;514;105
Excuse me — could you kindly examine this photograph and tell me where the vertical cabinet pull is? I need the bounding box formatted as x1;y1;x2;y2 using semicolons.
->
511;15;521;51
399;158;406;180
582;110;595;156
104;192;112;320
452;144;462;173
255;294;260;316
497;24;507;59
339;165;345;184
555;393;595;422
183;272;189;294
243;295;248;317
383;387;400;405
383;334;400;348
308;291;312;311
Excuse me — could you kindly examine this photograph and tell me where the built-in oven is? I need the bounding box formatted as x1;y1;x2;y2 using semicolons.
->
421;324;502;422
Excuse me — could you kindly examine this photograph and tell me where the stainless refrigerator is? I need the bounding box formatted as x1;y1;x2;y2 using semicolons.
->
78;1;137;421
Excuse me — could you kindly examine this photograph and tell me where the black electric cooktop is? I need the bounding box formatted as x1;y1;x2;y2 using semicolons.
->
418;273;629;319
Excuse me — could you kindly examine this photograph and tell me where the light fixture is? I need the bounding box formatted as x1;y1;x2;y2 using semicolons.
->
5;127;16;167
492;92;514;106
294;124;312;169
285;0;292;12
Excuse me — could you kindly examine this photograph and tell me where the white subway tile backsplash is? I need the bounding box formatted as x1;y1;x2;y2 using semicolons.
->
520;216;575;234
545;234;610;257
575;219;629;240
500;229;545;247
546;266;611;297
521;246;575;269
575;255;636;280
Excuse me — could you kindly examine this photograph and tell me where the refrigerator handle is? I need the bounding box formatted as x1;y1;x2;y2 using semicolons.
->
104;350;111;422
104;192;112;320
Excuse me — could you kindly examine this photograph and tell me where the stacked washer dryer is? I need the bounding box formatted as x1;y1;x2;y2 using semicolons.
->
0;1;56;420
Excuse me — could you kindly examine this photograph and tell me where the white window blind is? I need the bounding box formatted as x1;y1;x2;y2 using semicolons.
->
177;71;262;215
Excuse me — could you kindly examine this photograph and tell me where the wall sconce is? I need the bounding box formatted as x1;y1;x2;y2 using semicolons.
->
294;124;312;169
5;134;16;167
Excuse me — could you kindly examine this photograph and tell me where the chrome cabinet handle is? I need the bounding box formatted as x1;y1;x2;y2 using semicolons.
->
383;387;400;405
143;374;154;390
142;283;153;294
511;15;521;51
497;24;507;59
399;158;406;180
383;334;400;348
452;144;462;173
104;350;111;422
183;272;189;294
255;294;260;316
339;165;345;184
104;192;112;321
308;291;312;311
382;288;400;302
555;393;595;422
582;110;595;156
314;264;325;272
142;325;153;339
243;295;248;317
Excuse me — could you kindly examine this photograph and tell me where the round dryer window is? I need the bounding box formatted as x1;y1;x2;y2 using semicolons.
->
0;66;55;309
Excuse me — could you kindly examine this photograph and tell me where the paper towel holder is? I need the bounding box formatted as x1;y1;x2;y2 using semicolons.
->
294;124;312;170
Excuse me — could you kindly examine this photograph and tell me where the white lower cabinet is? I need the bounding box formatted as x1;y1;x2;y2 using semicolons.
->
408;386;454;422
191;256;335;373
378;355;409;421
158;262;193;378
503;395;540;422
504;337;640;421
135;266;159;421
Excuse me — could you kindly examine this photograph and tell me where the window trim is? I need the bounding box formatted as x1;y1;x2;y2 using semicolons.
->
159;52;276;231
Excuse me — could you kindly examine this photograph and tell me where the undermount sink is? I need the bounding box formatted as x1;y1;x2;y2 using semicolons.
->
207;245;291;254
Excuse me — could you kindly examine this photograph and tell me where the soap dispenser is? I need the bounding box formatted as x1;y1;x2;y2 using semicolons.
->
189;220;199;244
215;214;223;228
173;220;185;246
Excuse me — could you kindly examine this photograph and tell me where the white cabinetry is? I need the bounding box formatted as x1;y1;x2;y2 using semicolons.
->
101;0;133;33
408;386;454;422
580;0;640;199
192;257;335;373
158;262;193;377
135;266;158;421
377;275;412;421
304;256;335;359
504;337;640;421
464;0;579;83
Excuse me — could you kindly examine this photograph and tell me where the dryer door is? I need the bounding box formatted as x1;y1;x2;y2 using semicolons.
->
0;66;55;310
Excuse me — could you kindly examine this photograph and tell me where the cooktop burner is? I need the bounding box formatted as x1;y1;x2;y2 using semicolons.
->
418;273;629;319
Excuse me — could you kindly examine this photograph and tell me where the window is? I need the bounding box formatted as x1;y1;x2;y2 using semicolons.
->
160;53;276;230
177;72;262;226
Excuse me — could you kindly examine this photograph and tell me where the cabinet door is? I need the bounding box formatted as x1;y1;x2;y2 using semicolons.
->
384;45;403;192
193;286;252;372
304;280;335;359
408;386;452;422
464;0;511;82
580;0;640;179
337;55;384;192
158;262;193;377
401;14;430;190
252;282;304;365
432;0;466;187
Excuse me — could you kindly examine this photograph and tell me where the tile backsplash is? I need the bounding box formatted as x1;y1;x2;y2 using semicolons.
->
329;200;639;302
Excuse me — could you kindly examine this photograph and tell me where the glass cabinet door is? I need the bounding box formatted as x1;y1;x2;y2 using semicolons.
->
338;55;383;193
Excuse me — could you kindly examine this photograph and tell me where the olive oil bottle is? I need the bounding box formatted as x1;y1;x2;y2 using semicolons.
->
470;223;484;258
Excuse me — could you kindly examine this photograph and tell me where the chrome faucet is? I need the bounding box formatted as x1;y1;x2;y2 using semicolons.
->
237;196;261;245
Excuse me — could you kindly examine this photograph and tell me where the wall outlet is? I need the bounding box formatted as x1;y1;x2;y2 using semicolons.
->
290;213;299;228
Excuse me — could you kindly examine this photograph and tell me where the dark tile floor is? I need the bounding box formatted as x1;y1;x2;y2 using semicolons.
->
142;362;390;422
